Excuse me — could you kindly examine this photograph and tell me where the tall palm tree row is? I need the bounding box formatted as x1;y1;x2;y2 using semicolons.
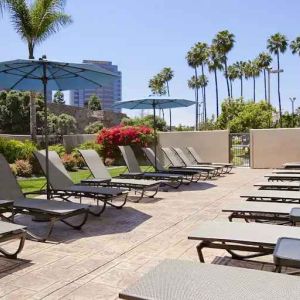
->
267;33;288;127
212;30;235;98
2;0;72;141
208;45;224;117
256;52;272;101
188;75;203;124
232;61;246;98
243;60;260;102
227;65;238;98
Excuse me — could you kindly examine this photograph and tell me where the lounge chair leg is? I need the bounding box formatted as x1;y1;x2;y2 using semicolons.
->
274;265;282;273
25;217;57;242
61;210;89;229
89;201;107;217
107;194;128;209
196;242;206;263
0;232;26;259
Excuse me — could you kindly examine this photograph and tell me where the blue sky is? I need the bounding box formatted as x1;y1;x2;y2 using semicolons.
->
1;0;300;125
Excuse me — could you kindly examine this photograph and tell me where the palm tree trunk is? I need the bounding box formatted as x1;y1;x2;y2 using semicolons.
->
253;76;256;102
277;53;282;127
240;76;243;98
194;68;199;130
224;57;230;98
230;80;233;98
214;69;219;117
263;69;267;101
201;64;207;122
28;44;37;142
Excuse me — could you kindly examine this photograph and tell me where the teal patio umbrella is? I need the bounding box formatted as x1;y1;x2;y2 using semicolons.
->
113;96;195;170
0;56;119;199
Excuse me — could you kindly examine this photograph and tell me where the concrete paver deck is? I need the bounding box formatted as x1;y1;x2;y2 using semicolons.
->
0;168;285;299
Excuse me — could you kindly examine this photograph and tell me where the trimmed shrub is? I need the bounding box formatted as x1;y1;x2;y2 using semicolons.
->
48;144;66;157
10;163;17;176
74;141;102;156
14;160;33;177
61;154;77;171
76;156;86;169
84;121;104;134
96;125;154;160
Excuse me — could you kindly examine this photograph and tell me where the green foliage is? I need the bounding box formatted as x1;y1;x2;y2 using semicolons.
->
0;138;37;163
84;121;104;134
88;94;102;111
57;113;77;135
149;75;166;95
175;124;194;131
13;159;33;177
216;98;275;132
48;144;66;157
74;141;102;156
121;115;167;131
61;154;76;171
53;90;65;104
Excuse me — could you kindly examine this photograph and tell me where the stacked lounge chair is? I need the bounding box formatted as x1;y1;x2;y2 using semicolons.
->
78;149;161;202
34;150;128;216
0;154;89;242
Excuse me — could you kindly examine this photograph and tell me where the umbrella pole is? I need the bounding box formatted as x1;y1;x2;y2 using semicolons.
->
42;62;50;200
153;103;157;171
169;109;172;131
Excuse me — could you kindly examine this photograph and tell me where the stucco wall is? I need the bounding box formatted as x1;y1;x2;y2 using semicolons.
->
250;128;300;168
158;130;230;164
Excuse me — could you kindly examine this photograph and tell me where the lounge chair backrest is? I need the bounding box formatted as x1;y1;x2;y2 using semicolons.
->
78;150;111;180
187;147;203;164
142;147;166;172
161;147;185;167
34;150;74;190
0;154;25;200
173;148;193;167
119;146;142;173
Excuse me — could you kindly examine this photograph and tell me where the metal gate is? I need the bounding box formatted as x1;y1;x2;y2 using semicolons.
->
229;133;250;167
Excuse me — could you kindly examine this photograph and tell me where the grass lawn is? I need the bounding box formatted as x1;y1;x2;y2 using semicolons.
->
18;165;154;194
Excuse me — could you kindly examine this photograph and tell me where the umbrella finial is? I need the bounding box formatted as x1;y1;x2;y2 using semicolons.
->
39;55;47;61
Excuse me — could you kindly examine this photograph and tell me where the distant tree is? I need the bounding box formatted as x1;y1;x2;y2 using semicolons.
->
256;52;272;100
56;113;77;136
148;74;166;96
53;90;65;104
208;45;224;117
84;121;103;134
267;33;288;126
88;94;102;111
121;115;167;132
212;30;235;97
244;60;260;102
227;65;239;98
233;61;246;98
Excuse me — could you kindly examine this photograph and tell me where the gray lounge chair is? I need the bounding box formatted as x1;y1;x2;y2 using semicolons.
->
119;146;188;186
254;181;300;190
265;173;300;181
222;201;300;223
272;169;300;174
0;154;89;242
240;190;300;203
34;151;128;216
188;221;300;262
173;147;223;176
161;147;216;180
119;259;300;300
187;146;233;173
78;149;161;202
283;162;300;169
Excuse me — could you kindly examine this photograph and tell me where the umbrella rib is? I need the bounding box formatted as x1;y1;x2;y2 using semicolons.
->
47;65;63;90
10;65;42;90
52;64;104;88
1;63;41;79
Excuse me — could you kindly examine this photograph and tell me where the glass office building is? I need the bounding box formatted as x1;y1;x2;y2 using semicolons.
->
69;60;122;111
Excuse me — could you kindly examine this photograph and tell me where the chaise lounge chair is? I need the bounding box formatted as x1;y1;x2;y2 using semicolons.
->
240;190;300;203
78;149;161;202
119;145;189;186
162;147;216;180
188;221;300;262
0;154;89;242
254;181;300;190
119;259;300;300
187;146;233;173
172;147;224;176
283;162;300;169
34;151;128;216
272;169;300;174
265;173;300;181
222;201;300;224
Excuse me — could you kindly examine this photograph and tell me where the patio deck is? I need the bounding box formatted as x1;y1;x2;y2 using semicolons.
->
0;168;282;299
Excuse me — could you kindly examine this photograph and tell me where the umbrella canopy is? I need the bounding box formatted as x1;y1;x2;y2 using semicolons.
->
0;57;119;199
113;96;195;110
113;96;195;170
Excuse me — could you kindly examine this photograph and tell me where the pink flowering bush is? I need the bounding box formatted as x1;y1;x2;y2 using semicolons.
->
96;125;154;160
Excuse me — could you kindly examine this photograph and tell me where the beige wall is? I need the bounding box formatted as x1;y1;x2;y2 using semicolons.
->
158;130;230;164
250;128;300;168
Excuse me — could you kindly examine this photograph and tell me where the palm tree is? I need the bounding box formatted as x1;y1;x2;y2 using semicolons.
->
290;37;300;55
267;33;288;127
198;75;208;122
160;67;174;131
233;61;246;98
4;0;72;141
244;60;260;102
212;30;235;98
256;52;272;100
188;75;202;126
186;48;201;129
227;65;238;98
208;45;224;117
